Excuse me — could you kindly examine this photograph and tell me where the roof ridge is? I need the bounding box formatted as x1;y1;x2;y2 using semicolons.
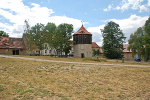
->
74;25;91;35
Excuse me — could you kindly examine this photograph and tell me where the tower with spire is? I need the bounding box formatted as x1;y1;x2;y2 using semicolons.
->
73;25;92;58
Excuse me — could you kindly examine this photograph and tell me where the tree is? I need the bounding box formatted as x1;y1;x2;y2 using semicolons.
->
43;22;57;55
56;23;74;57
101;21;126;59
93;49;100;56
31;23;45;50
0;30;9;37
143;17;150;61
23;20;34;54
128;27;145;58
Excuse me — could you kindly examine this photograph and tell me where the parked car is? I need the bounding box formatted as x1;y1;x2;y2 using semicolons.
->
69;53;74;57
135;58;141;62
30;52;39;56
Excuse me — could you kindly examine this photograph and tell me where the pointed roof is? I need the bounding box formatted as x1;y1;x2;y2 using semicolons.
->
74;25;92;35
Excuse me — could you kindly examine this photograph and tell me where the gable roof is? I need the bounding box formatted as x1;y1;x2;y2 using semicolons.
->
123;44;132;53
0;37;25;49
73;25;92;35
92;42;100;48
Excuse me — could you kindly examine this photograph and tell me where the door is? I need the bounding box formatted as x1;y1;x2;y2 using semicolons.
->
81;53;84;58
12;50;19;55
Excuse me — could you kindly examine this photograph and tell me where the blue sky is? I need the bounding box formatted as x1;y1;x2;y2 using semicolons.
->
0;0;150;46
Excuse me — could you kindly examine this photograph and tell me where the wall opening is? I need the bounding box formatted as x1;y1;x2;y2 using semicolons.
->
81;53;84;58
13;50;19;55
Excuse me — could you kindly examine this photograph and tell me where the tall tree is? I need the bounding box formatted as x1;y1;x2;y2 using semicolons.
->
43;22;57;55
128;27;145;58
56;23;73;56
0;30;9;37
31;23;45;50
143;16;150;61
101;21;126;59
23;20;34;54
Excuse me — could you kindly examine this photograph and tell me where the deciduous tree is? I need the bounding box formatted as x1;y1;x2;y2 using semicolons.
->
0;30;9;37
128;27;144;58
31;23;45;50
56;23;73;56
143;17;150;61
101;21;126;59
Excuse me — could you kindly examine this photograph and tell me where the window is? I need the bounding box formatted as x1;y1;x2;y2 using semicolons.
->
45;50;47;54
45;44;47;48
49;50;51;53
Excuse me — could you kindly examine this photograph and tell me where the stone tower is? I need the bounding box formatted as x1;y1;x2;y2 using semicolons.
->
73;25;92;58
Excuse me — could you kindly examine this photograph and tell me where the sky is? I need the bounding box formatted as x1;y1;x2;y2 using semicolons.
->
0;0;150;46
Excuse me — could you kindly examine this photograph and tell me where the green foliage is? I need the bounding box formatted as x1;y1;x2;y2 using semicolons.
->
143;17;150;61
128;27;145;58
101;21;126;59
31;23;45;50
93;49;100;56
23;20;35;53
43;22;57;55
23;20;74;56
0;30;9;37
144;17;150;35
56;23;74;56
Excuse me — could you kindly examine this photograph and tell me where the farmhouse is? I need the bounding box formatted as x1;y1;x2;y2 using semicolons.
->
0;37;26;55
0;26;133;60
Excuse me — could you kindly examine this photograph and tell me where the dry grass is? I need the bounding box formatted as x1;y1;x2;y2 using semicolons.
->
4;54;150;65
0;57;150;100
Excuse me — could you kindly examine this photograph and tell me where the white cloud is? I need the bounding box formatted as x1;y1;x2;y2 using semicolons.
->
148;0;150;6
87;25;105;46
139;5;149;12
104;0;150;12
115;6;121;10
103;5;112;11
87;15;148;46
0;0;83;37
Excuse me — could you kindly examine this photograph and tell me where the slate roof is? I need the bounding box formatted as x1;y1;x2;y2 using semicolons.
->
0;37;25;49
123;44;132;53
73;25;92;35
92;42;100;48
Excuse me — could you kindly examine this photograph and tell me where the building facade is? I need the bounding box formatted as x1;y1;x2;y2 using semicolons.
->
73;25;92;58
0;37;26;55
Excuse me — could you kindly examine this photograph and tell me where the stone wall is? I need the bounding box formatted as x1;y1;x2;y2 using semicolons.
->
73;44;92;58
0;49;26;55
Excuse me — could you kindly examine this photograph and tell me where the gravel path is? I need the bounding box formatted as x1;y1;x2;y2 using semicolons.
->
0;55;150;67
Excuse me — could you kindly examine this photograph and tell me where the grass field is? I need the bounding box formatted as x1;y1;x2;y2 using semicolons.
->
0;56;150;100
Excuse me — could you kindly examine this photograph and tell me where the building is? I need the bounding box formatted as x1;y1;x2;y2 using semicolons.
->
92;42;100;51
73;25;92;58
0;37;26;55
42;43;58;56
123;44;133;60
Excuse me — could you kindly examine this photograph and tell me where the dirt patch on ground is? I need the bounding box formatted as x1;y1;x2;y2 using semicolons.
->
0;55;150;68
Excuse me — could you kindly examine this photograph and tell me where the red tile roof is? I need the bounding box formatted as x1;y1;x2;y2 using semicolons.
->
0;37;25;49
92;42;100;48
123;44;132;53
74;25;92;35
